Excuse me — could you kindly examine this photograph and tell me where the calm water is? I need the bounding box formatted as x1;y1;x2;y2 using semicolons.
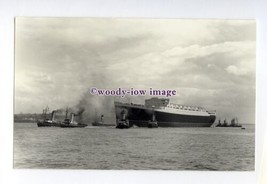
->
13;123;255;170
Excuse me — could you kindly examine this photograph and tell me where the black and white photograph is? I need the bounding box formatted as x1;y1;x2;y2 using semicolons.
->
14;18;255;171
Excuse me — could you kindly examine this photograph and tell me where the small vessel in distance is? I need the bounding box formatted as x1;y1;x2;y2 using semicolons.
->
115;97;216;127
60;108;88;128
216;117;242;127
229;117;242;127
216;119;229;127
92;114;115;126
37;107;61;127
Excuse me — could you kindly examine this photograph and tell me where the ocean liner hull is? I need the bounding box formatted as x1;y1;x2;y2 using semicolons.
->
115;103;216;127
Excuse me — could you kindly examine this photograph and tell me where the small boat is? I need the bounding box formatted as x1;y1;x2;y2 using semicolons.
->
37;107;61;127
216;119;222;127
60;109;88;128
222;119;228;127
216;119;228;127
147;113;158;128
148;121;158;128
116;110;129;129
116;119;129;129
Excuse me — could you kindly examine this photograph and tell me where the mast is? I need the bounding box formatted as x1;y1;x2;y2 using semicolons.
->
152;106;156;122
43;109;45;119
43;106;49;119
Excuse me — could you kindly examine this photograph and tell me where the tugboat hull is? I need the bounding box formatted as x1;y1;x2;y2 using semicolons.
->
116;119;130;129
147;121;158;128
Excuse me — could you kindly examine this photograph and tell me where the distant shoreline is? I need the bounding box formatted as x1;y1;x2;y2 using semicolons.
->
14;121;36;123
14;113;42;123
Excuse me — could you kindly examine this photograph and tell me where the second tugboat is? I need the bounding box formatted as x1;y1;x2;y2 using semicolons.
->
116;110;129;129
148;112;158;128
60;108;88;128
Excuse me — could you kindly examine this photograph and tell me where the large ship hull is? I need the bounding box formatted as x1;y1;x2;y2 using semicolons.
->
115;103;216;127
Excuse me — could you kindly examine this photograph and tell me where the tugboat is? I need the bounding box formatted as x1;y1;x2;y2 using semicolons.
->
116;110;129;129
60;108;88;128
148;113;158;128
222;119;228;127
216;119;222;127
216;117;242;128
229;117;242;127
216;119;228;127
37;107;61;127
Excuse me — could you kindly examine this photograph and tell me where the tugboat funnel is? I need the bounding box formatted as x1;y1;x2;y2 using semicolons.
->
122;111;126;120
51;111;55;122
70;113;74;124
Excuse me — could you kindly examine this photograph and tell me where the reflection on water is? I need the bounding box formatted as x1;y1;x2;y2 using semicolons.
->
14;123;255;170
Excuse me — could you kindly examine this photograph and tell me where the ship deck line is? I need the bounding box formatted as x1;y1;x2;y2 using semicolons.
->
130;120;212;127
114;102;146;109
115;103;213;117
155;108;211;117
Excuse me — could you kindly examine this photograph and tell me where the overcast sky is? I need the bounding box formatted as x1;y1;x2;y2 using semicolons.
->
15;18;255;123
